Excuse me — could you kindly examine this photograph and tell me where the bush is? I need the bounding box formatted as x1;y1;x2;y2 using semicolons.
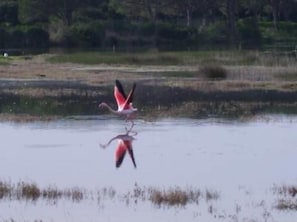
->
67;22;104;47
200;65;227;80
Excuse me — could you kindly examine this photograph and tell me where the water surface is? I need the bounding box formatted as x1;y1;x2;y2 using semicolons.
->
0;115;296;221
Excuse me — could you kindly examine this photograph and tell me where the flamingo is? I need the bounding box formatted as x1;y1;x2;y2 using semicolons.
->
100;130;137;168
99;80;137;121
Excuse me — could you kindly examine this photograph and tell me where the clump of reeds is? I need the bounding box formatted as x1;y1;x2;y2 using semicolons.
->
148;186;218;207
42;186;63;200
205;189;220;201
0;181;85;203
149;187;190;206
276;199;297;210
17;182;41;201
0;181;12;199
273;185;297;211
199;64;227;80
273;185;297;198
0;180;220;208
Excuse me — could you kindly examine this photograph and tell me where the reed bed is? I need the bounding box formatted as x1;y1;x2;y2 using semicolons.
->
273;185;297;210
0;181;218;207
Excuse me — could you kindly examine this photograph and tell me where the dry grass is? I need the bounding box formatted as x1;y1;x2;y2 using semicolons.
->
0;181;85;202
0;180;219;207
148;186;219;207
276;199;297;210
17;182;41;201
0;181;12;199
274;185;297;197
273;185;297;211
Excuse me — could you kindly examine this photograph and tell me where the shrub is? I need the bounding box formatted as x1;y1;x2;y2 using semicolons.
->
200;64;227;80
68;22;104;47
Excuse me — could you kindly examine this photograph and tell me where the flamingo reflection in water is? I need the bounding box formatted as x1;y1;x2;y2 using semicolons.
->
100;127;137;168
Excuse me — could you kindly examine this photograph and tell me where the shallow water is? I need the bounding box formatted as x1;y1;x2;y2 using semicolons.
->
0;115;297;221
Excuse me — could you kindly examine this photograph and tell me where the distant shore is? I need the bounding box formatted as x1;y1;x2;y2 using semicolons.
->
0;53;297;120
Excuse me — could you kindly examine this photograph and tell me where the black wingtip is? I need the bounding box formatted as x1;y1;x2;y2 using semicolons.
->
115;79;127;99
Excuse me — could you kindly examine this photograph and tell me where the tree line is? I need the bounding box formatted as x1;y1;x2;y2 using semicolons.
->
0;0;297;51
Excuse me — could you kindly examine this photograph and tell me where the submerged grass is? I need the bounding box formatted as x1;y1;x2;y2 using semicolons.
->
0;180;219;207
148;186;219;207
273;185;297;211
0;181;85;203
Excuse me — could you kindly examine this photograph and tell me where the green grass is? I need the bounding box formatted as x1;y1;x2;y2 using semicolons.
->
276;72;297;81
0;57;10;65
47;52;182;65
47;50;297;66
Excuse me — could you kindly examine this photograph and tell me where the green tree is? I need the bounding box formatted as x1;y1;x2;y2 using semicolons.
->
18;0;48;24
0;0;18;25
173;0;217;27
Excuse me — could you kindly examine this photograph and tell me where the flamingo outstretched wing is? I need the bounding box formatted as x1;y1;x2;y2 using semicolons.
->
114;80;136;111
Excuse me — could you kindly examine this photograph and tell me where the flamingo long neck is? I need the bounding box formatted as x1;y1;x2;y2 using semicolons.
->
102;103;119;115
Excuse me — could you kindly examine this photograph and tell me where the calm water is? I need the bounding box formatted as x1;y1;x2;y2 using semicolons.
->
0;115;297;222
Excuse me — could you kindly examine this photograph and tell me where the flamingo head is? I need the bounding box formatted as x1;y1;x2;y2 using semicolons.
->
98;102;107;108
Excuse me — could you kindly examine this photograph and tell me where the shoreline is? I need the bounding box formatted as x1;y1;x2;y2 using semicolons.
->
1;54;297;120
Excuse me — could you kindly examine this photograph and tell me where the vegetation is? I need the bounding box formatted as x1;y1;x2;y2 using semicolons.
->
0;180;217;207
47;50;297;66
199;65;227;80
0;0;297;51
273;185;297;210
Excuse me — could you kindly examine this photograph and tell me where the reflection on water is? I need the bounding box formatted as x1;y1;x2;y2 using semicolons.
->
100;125;137;168
0;115;297;222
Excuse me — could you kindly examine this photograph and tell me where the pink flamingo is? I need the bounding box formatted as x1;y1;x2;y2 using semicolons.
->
100;130;137;168
99;80;137;121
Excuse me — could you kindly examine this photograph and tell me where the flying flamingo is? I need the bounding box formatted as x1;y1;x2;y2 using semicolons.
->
99;80;137;122
100;130;137;168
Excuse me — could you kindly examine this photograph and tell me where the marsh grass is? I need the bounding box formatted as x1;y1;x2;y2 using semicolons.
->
0;181;85;203
0;180;219;208
17;182;41;201
273;185;297;211
148;186;219;207
149;188;191;206
0;181;12;199
276;199;297;210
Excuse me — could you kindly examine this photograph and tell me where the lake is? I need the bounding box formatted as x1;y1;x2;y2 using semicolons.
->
0;115;296;222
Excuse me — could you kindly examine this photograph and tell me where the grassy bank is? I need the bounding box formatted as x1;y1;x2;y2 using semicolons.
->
47;50;297;66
